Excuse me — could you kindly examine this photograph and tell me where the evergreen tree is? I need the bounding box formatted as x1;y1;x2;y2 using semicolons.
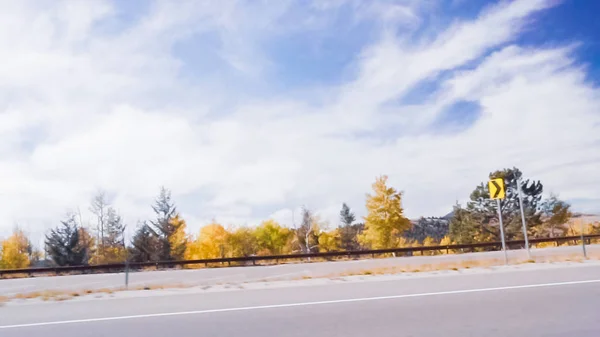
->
147;187;179;260
340;203;356;227
338;203;362;251
448;204;481;244
404;217;449;243
539;194;572;237
45;214;89;266
453;167;544;242
129;223;160;262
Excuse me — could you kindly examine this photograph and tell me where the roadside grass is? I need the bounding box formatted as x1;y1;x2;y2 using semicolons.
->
319;253;596;280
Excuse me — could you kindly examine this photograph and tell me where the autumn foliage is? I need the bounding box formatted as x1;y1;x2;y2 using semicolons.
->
0;168;590;269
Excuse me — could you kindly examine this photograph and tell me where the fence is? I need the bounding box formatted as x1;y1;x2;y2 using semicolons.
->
1;234;599;278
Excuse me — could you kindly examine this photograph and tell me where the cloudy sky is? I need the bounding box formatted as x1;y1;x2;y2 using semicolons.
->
1;0;599;242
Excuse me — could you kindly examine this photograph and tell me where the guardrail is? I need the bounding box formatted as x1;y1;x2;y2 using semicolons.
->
1;234;599;278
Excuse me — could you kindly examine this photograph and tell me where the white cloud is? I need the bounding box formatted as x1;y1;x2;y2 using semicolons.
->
1;0;599;241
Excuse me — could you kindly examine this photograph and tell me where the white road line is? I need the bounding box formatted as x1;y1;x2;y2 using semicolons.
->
1;278;599;330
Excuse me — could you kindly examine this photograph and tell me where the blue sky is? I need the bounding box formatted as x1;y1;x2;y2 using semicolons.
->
0;0;599;242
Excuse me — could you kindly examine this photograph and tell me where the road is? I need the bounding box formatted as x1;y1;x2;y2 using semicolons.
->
1;261;599;336
0;244;595;296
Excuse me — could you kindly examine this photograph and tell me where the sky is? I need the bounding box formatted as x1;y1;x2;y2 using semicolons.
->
1;0;600;244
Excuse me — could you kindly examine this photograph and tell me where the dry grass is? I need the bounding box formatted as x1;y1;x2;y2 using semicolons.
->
9;288;117;303
0;273;32;280
318;254;597;280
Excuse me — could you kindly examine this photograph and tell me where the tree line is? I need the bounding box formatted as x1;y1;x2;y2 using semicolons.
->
1;167;598;269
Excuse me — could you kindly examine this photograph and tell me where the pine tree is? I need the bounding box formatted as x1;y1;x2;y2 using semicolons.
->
448;204;481;244
338;203;362;251
45;214;89;266
129;223;160;262
340;203;356;227
539;194;572;237
404;217;449;243
148;187;179;260
464;167;543;241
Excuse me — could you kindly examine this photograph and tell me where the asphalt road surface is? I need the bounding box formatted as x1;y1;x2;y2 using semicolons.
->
1;261;599;336
0;244;595;296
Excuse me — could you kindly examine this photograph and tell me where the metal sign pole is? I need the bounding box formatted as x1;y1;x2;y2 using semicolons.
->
123;229;129;290
516;176;531;259
497;198;508;265
581;221;587;259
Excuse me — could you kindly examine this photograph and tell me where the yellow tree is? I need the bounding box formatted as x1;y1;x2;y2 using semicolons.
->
422;236;438;256
318;229;341;252
0;228;32;269
168;215;189;260
186;222;230;259
439;235;454;254
228;226;258;257
359;175;411;249
254;219;293;255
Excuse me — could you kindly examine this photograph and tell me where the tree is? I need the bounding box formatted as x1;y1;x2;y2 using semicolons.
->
318;229;341;252
88;191;127;264
89;190;109;256
422;236;438;256
254;220;293;255
186;222;230;259
404;217;449;243
45;214;89;266
148;187;180;260
129;222;160;263
168;214;189;260
340;223;364;251
0;228;32;269
461;167;543;242
339;203;363;251
448;204;481;244
228;226;258;257
359;175;411;249
539;194;572;237
77;227;95;263
296;207;320;253
91;208;127;264
340;203;356;227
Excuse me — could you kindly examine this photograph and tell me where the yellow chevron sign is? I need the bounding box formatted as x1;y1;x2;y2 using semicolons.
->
488;178;505;199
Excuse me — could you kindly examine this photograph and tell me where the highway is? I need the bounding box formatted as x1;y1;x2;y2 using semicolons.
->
0;244;596;297
1;261;599;336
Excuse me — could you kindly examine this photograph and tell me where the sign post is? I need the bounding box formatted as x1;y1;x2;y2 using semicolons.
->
581;221;587;259
489;178;508;265
516;176;531;259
